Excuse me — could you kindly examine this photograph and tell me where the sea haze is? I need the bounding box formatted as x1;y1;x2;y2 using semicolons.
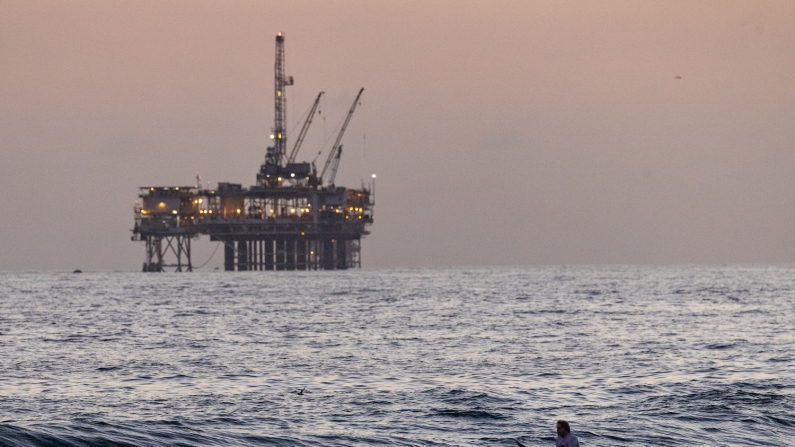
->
0;266;793;446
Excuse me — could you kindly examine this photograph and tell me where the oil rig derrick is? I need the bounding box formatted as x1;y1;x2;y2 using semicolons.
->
131;32;374;272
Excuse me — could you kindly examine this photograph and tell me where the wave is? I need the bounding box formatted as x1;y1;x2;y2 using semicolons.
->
0;423;307;447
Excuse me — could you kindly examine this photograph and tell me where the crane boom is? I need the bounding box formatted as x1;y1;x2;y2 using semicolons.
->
320;88;364;182
287;91;324;164
327;145;343;186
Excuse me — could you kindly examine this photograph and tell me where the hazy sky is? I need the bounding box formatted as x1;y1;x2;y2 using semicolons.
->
2;1;795;271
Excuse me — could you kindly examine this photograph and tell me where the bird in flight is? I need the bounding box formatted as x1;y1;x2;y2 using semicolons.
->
292;386;307;395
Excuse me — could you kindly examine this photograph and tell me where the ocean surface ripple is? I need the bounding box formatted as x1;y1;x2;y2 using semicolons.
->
0;266;793;446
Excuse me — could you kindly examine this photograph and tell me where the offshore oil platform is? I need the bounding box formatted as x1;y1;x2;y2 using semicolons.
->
131;33;374;272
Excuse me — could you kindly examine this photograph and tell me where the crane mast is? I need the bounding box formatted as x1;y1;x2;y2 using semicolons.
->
321;88;364;183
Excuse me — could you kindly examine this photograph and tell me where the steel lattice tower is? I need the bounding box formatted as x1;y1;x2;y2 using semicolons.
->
272;32;292;166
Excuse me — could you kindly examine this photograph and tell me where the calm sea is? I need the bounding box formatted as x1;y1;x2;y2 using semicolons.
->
0;266;793;446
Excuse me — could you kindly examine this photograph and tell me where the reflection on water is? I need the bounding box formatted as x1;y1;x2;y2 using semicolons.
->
0;266;793;446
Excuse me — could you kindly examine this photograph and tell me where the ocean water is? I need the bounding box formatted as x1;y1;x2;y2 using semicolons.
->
0;266;793;446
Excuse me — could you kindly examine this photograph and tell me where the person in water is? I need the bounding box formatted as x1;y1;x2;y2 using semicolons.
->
515;420;580;447
555;420;580;447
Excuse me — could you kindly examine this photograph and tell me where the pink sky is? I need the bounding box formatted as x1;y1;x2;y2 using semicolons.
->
2;1;795;270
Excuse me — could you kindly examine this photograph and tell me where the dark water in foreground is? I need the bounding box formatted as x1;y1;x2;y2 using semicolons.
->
0;266;793;446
